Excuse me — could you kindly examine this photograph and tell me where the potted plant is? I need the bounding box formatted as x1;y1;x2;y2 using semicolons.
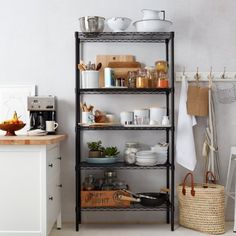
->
103;146;120;158
87;140;103;158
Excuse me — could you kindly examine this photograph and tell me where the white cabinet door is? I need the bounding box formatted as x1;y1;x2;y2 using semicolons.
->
0;149;42;233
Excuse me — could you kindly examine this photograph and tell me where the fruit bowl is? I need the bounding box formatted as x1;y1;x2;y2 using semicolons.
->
0;123;26;136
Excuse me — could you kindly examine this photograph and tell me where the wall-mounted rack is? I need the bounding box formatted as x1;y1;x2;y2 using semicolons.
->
175;72;236;82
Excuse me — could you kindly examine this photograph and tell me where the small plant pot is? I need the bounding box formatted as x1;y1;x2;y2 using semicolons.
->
88;151;101;158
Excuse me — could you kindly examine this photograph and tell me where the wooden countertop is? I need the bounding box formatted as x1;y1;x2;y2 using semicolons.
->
0;134;67;145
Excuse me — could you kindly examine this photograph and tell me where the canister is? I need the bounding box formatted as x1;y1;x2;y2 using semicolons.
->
104;67;115;87
149;107;166;125
120;111;134;125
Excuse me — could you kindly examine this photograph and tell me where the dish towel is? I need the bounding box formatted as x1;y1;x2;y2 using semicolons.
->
176;75;197;171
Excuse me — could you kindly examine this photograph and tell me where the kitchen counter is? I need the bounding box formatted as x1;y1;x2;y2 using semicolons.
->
0;134;66;145
0;134;66;236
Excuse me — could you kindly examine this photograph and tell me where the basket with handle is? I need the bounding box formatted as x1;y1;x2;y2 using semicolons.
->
177;171;225;234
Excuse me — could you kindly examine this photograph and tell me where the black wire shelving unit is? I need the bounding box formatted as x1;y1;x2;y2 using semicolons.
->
75;31;175;231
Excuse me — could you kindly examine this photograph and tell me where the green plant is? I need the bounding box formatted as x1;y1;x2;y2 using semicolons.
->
104;146;120;157
87;140;103;151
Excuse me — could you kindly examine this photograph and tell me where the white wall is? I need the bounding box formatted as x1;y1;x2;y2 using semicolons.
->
0;0;236;223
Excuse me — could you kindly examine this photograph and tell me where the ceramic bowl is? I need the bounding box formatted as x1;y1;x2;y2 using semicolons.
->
0;123;25;136
107;17;132;32
133;19;172;32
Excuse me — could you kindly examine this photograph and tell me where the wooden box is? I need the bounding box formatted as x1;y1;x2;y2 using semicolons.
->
81;190;130;208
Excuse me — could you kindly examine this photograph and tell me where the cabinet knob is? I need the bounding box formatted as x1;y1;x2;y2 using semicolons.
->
48;163;53;167
57;184;62;188
49;196;53;201
57;156;62;160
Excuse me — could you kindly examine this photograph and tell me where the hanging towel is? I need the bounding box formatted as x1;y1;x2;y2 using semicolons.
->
176;75;197;171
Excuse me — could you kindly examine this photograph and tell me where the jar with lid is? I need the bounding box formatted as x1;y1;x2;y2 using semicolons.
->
83;175;95;191
127;71;137;88
136;69;149;88
124;142;139;164
101;170;117;190
155;60;168;73
146;66;156;88
157;71;169;88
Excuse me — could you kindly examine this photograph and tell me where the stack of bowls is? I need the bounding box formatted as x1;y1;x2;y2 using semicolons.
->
136;150;158;166
151;143;168;164
133;9;172;32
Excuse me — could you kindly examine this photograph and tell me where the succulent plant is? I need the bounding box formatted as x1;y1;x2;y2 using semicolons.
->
104;146;120;157
87;140;103;151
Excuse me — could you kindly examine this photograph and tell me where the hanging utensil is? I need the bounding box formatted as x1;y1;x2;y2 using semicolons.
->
96;62;102;71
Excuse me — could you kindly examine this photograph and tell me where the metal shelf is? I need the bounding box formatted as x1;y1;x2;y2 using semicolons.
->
78;125;171;131
81;202;171;211
77;88;171;95
76;32;174;43
80;161;169;170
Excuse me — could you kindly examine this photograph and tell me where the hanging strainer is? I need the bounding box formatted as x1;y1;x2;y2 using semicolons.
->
216;83;236;104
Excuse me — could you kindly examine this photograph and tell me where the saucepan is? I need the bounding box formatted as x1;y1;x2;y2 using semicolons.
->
118;190;168;207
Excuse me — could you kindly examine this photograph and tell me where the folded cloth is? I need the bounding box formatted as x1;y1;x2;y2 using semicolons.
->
176;75;197;171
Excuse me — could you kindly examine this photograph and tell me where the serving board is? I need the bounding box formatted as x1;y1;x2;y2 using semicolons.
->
96;55;135;87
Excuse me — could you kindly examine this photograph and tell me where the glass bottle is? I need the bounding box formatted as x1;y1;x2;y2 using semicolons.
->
155;60;168;73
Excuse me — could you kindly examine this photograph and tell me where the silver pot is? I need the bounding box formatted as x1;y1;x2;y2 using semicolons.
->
79;16;105;33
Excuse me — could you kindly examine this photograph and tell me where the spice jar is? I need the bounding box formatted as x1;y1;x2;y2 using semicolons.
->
136;69;149;88
127;71;137;88
157;71;169;88
155;60;168;73
124;142;139;164
83;175;95;191
146;67;156;88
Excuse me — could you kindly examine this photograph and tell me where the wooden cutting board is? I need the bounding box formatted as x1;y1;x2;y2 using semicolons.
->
96;55;135;87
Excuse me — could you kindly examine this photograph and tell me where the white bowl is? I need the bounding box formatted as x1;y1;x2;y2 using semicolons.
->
133;19;172;32
107;17;132;32
141;9;165;20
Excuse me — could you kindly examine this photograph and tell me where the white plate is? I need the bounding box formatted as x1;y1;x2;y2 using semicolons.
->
136;161;158;166
102;86;128;89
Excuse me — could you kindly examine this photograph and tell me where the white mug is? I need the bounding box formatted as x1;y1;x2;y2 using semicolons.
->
46;121;59;132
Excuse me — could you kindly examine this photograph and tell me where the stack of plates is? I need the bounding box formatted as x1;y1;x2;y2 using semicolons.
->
151;143;168;164
135;150;158;166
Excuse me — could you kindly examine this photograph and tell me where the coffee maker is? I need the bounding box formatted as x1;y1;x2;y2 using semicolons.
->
27;96;56;133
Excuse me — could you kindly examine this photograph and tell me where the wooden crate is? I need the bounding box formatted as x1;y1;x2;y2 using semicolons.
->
81;190;130;208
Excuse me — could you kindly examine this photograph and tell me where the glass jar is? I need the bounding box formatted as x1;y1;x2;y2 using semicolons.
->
136;69;149;88
127;71;137;88
146;67;156;88
124;142;139;164
155;60;168;73
102;170;117;190
157;71;169;88
83;175;95;191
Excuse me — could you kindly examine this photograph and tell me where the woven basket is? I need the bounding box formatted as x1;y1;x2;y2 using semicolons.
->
177;172;225;234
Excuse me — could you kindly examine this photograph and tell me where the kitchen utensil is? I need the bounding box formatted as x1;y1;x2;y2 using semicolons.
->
78;64;86;71
96;55;135;87
141;9;165;20
0;123;26;136
96;62;102;71
79;16;105;33
107;17;132;32
133;19;172;32
118;192;167;207
122;189;157;200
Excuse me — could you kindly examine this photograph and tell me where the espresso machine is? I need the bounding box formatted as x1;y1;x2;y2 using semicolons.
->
27;96;56;133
